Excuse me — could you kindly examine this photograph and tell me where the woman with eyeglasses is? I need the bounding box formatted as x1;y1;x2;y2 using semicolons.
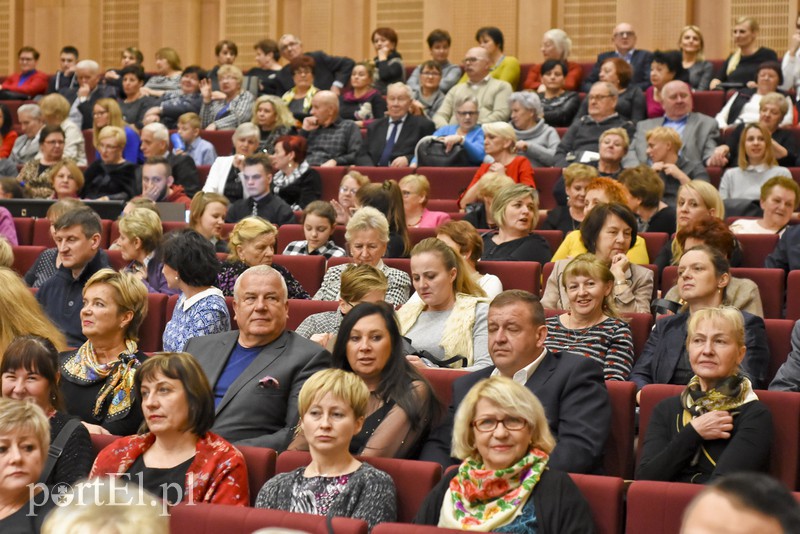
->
413;95;485;167
17;125;69;199
331;171;371;225
82;126;137;201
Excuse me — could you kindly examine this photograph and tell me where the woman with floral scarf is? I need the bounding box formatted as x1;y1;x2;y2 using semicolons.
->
415;377;594;532
59;269;149;436
637;306;773;483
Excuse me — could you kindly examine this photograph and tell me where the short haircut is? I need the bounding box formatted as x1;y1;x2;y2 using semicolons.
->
476;172;514;199
46;197;83;222
346;206;389;243
119;207;163;254
475;26;504;51
586;176;630;205
541;59;568;77
60;46;79;57
38;93;71;123
676;216;735;260
436;220;484;265
142;122;169;142
155;47;181;70
54;206;101;238
0;397;50;457
124;197;158;214
252;95;296;129
243;153;274;175
686;305;745;349
372;27;399;47
340;264;388;303
451;377;555;459
645;126;682;153
454;94;479;110
0;177;23;198
274;135;308;164
290;55;316;74
388;81;413;100
189;191;229;231
543;28;572;59
599;127;630;150
96;125;127;151
602;57;632;88
182;65;207;81
580;202;638;254
761;175;800;208
492;184;539;231
217;64;244;84
562;253;618;317
681;243;731;280
301;200;336;226
760;92;789;115
232;121;260;142
215;39;238;57
489;290;546;328
76;59;99;73
39;124;64;144
254;39;280;61
177;112;201;129
18;46;39;60
399;173;431;207
162;229;221;287
227;216;277;262
738;123;778;169
298;368;370;420
563;163;598;188
83;269;149;341
419;60;442;74
143;156;172;179
1;335;64;411
508;91;543;118
482;121;517;147
17;103;41;119
49;160;85;192
427;29;451;48
651;50;683;75
135;352;215;436
233;264;287;301
119;65;146;82
341;170;370;189
0;236;11;268
618;165;664;208
123;46;144;64
758;61;783;86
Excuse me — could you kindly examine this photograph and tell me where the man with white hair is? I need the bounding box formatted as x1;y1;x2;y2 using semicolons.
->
276;34;355;95
356;82;435;167
0;104;43;174
301;90;361;166
65;59;118;130
137;122;199;196
582;22;653;92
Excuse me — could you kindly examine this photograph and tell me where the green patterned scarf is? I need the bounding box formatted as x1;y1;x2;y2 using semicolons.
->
680;374;757;417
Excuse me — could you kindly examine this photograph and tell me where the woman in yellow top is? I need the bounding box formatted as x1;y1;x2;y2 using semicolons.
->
458;27;520;88
551;177;649;264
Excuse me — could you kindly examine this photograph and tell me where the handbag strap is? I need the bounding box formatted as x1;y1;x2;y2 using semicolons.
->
38;417;82;485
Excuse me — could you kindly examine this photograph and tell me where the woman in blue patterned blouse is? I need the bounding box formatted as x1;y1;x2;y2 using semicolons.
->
161;229;230;352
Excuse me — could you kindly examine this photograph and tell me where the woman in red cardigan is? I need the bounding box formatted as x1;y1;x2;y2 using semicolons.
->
458;121;535;209
0;104;18;159
90;352;249;506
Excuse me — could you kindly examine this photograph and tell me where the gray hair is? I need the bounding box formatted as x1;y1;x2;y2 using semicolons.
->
233;265;288;301
345;206;389;243
75;59;99;73
593;81;619;97
508;91;543;118
142;122;169;142
543;29;572;60
387;82;413;100
17;103;41;119
455;94;479;110
233;122;260;141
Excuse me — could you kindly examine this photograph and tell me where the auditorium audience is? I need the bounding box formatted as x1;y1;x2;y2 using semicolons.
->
49;160;84;199
545;254;635;381
679;26;713;90
646;50;683;118
371;27;405;94
276;33;354;95
463;172;514;230
200;65;254;130
435;220;503;298
282;55;319;123
301;90;362;166
23;198;83;288
270;135;321;209
252;95;296;154
225;154;294;225
0;268;66;353
542;163;597;233
767;222;800;272
716;61;792;128
523;28;583;92
399;174;450;228
481;184;551;263
173;112;216;166
1;335;92;487
583;22;653;91
189;191;230;253
82;126;137;201
508;91;559;167
161;229;229;353
59;269;148;435
39;93;86;165
540;61;582;128
591;127;629;179
407;29;462;95
91;98;142;165
711;17;778;90
617;165;677;234
18;125;68;199
729;176;799;235
282;200;347;259
636;306;772;483
0;104;16;160
141;47;182;97
138;156;192;208
90;352;249;505
206;40;238;92
408;61;446;120
117;207;174;295
0;46;48;99
472;26;520;88
4;103;43;168
416;376;594;531
339;60;386;127
103;46;143;87
259;368;397;529
139;122;199;196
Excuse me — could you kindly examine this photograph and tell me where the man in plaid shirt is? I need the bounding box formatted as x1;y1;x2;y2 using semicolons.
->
300;90;361;166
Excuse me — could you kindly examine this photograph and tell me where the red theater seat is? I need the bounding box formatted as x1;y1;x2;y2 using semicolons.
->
692;91;726;117
105;249;127;270
236;445;277;506
286;299;339;331
416;167;477;199
83;130;95;164
12;217;33;245
787;270;800;320
11;245;44;276
765;319;795;385
383;257;411;277
199;130;234;157
604;381;636;480
197;164;210;187
426;198;458;212
569;473;625;534
638;232;669;264
735;233;779;268
408;226;437;246
626;312;654;362
138;293;167;352
272;254;326;295
532;167;561;210
419;367;469;408
533;229;564;253
626;480;703;534
706;166;723;188
315;166;348;201
476;260;541;294
351;166;409;183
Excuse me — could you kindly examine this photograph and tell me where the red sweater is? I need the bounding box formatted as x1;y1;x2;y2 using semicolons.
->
522;61;584;92
459;156;536;203
0;131;18;159
1;70;49;97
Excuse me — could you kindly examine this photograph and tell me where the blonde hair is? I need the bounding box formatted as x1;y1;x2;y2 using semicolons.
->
476;172;515;200
563;163;598;188
0;267;66;354
345;206;389;243
411;238;486;297
672;181;725;262
189;191;230;231
686;306;746;350
39;93;71;123
399;174;431;207
298;369;369;419
759;92;788;115
340;264;388;302
0;398;50;456
451;377;555;460
0;236;11;268
218;64;244;85
341;170;370;189
227;216;277;262
252;95;296;130
92;98;126;142
49;160;85;192
177;112;201;129
678;25;705;61
95;125;127;151
727;18;759;75
761;176;800;209
119;207;163;254
645;126;682;153
491;184;539;230
562;253;618;317
599;127;630;150
155;47;181;70
738;123;778;169
83;269;148;342
482;121;517;152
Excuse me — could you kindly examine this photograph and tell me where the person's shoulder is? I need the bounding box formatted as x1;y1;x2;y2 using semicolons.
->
357;461;394;484
283;329;331;355
486;77;512;91
186;329;237;348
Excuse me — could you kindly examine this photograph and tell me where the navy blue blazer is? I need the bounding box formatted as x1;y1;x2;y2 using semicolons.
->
356;114;435;166
582;49;654;92
418;350;611;474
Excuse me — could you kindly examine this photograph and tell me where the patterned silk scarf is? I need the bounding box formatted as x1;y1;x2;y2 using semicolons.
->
680;374;757;417
439;447;549;531
61;339;141;421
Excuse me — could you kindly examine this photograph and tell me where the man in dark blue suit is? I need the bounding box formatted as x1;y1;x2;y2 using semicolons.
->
582;23;653;92
356;82;435;167
419;290;611;474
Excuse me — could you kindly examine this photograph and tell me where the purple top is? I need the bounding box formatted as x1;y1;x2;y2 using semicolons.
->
0;207;18;245
413;209;451;229
645;86;665;119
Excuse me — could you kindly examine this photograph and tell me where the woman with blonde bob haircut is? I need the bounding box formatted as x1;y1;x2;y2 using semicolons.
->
416;376;594;531
645;126;708;207
481;184;551;263
257;369;397;529
118;207;175;294
82;125;137;201
0;267;66;354
91;98;142;165
39;93;87;164
399;173;450;228
252;95;296;154
464;172;515;230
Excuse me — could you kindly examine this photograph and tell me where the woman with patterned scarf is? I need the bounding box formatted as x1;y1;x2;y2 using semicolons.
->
59;269;149;436
637;306;773;483
415;376;594;532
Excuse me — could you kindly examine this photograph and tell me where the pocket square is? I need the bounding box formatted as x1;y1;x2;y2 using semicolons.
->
258;375;280;389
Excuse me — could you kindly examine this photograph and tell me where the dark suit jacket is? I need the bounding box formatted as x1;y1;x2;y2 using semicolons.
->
766;224;800;272
356;114;435;166
277;51;355;93
582;49;654;92
419;350;611;474
135;153;199;197
63;84;120;130
623;112;720;167
184;330;331;450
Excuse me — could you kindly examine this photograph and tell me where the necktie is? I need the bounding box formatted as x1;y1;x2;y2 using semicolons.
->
378;120;401;166
251;197;258;217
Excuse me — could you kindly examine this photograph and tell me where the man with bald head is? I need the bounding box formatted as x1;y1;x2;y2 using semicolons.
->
301;90;362;166
433;47;512;128
623;80;719;167
583;22;653;92
275;34;354;95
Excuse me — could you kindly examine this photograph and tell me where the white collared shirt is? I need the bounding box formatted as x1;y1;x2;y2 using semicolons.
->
183;287;225;311
385;114;407;140
491;348;549;385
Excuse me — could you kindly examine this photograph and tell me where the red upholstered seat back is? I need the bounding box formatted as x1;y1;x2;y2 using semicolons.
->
625;480;703;534
569;473;625;534
10;245;45;276
286;299;339;331
604;381;636;480
476;260;541;294
138;293;167;352
418;367;469;408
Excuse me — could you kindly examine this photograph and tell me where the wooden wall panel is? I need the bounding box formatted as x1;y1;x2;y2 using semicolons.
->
101;0;139;70
561;0;618;62
221;0;276;68
374;0;425;64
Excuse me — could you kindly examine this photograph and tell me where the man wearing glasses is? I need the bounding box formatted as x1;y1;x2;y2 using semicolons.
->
582;23;653;92
0;46;49;99
275;34;354;96
433;47;512;128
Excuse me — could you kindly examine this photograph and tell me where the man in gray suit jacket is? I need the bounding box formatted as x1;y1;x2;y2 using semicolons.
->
185;265;330;449
623;81;719;167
